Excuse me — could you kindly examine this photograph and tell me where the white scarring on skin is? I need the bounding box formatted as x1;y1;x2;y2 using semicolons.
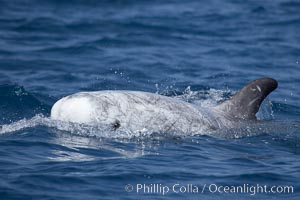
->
51;78;278;135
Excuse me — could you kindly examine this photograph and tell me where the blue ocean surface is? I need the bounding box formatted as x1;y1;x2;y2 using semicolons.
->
0;0;299;199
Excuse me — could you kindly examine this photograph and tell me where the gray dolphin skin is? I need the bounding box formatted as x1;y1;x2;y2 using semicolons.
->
51;78;278;134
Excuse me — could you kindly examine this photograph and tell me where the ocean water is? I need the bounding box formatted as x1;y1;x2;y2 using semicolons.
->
0;0;300;199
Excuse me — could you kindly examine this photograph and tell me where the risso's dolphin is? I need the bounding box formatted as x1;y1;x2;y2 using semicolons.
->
51;78;278;134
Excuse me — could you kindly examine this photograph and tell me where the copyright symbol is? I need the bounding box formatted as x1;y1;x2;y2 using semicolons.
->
125;184;134;192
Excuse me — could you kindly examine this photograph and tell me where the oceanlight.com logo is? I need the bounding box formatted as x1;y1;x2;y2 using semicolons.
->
124;183;294;196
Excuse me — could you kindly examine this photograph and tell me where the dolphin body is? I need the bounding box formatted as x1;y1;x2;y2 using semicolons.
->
51;78;278;134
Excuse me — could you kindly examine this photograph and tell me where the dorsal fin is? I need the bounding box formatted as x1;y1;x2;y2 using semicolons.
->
215;78;278;120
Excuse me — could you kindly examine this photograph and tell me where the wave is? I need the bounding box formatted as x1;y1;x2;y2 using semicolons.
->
0;83;50;124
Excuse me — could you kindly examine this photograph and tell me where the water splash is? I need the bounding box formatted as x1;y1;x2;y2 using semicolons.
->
175;86;233;107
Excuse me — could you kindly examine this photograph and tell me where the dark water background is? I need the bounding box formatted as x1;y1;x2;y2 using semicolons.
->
0;0;300;199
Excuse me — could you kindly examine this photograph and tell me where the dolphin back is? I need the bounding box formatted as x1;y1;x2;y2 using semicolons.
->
215;78;278;120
